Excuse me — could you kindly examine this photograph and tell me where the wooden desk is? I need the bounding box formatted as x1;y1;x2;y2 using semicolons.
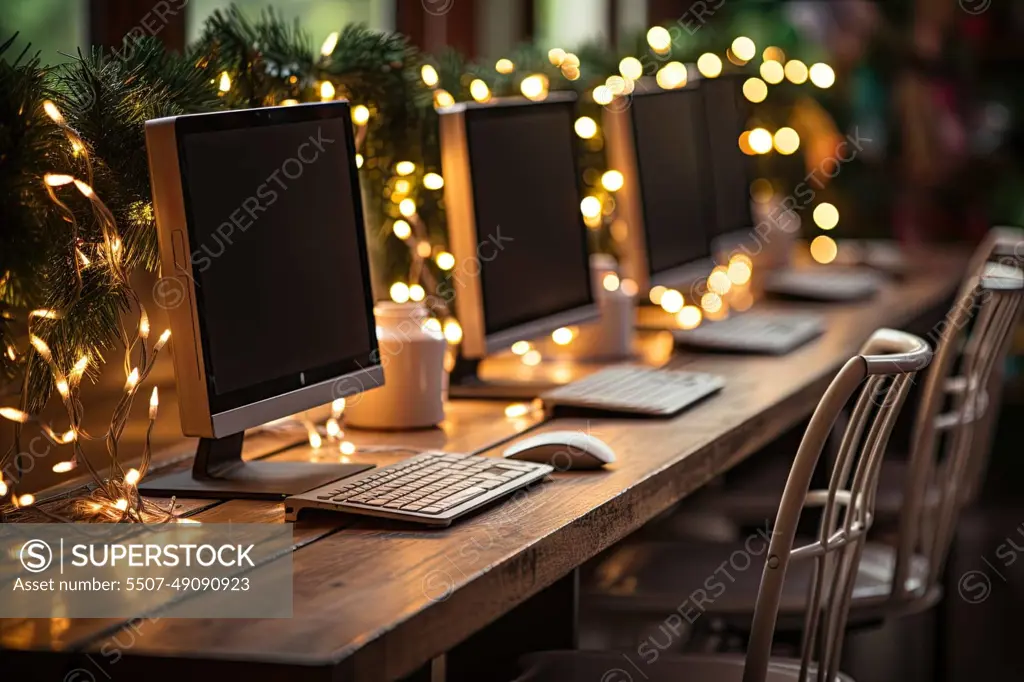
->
0;250;966;682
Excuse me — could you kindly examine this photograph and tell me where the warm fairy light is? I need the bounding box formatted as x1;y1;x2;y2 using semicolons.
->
619;57;644;81
115;498;129;511
332;398;346;414
125;468;141;486
149;386;159;419
320;31;339;56
647;26;672;54
649;285;667;305
443;319;463;344
393;219;412;240
156;329;171;350
731;37;756;62
677;305;703;330
505;403;530;418
574;116;597;139
44;173;74;187
750;179;773;204
813;203;840;230
423;172;444;190
726;48;746;66
43;99;64;124
434;89;455;108
763;46;786;62
17;494;35;507
606;75;628;96
218;72;231;92
177;517;201;524
125;367;139;391
416;241;432;259
56;380;69;398
308;430;323;449
551;327;574;346
621;278;639;297
511;341;531;356
73;179;94;197
809;63;835;89
355;153;364;168
399;198;417;217
697;53;723;79
520;74;549;101
30;308;59;319
319;81;336;101
601;170;624;192
603;273;621;291
656;62;687;89
760;60;785;85
469;79;492;103
495;58;515;74
660;289;684;314
580;196;602;219
748;128;774;155
435;251;455;270
395;178;411;195
409;284;426;302
727;260;752;285
52;460;75;474
707;268;732;295
0;407;29;423
785;60;809;84
340;441;356;456
738;131;755;156
773;127;800;155
281;99;299;106
810;235;839;264
395;161;415;176
421;64;439;87
0;480;6;497
351;104;370;126
522;349;542;366
548;48;567;66
701;292;723;313
139;312;150;339
30;335;51;361
593;85;614;106
5;346;15;361
390;282;410;303
326;418;341;437
742;78;768;103
62;429;76;443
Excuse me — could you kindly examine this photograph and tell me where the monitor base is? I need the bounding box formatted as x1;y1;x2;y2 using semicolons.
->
138;432;372;500
447;357;559;401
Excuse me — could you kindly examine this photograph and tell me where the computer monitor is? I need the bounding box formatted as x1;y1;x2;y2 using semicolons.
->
439;94;599;394
603;79;717;293
701;74;756;252
140;102;381;499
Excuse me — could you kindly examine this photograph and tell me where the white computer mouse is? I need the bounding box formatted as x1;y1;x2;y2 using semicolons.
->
503;431;616;470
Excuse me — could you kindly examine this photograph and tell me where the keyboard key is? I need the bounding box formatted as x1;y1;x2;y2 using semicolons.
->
435;487;487;510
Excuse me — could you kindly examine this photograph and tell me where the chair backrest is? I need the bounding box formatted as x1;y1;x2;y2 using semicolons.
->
893;243;1024;600
743;329;932;682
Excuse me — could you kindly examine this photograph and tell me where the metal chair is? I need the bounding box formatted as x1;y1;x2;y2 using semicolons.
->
514;329;932;682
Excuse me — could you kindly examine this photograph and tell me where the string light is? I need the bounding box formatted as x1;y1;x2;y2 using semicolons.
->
30;335;51;361
308;430;323;449
399;198;417;217
511;341;531;356
548;48;566;66
660;289;684;314
760;60;785;85
0;407;29;423
393;220;412;240
62;429;76;443
435;251;455;270
340;441;356;456
495;58;515;74
114;498;129;511
552;327;574;345
44;173;74;186
810;235;838;264
56;379;69;398
738;131;755;155
603;273;621;291
701;292;723;313
742;78;768;103
773;127;800;155
443;319;463;344
649;285;667;305
74;179;94;197
319;81;336;100
505;403;530;418
320;31;339;56
281;99;299;106
390;282;410;303
155;329;171;352
619;57;643;80
355;153;364;168
809;63;835;89
785;60;809;84
139;310;150;338
470;79;491;103
707;267;732;295
29;308;59;319
218;72;231;92
395;179;411;195
52;460;75;473
677;306;703;330
421;64;439;87
423;172;444;190
520;74;549;101
748;128;774;154
593;86;613;106
0;479;6;497
574;116;597;139
352;105;370;126
434;89;455;109
727;259;752;285
395;161;415;176
763;46;786;63
149;387;159;419
415;241;432;259
647;26;672;54
124;469;141;486
813;203;840;230
17;494;35;508
621;279;639;297
332;398;346;415
731;37;756;61
409;284;425;302
580;196;602;219
697;53;722;78
125;367;140;391
522;350;542;366
601;170;624;192
656;62;687;89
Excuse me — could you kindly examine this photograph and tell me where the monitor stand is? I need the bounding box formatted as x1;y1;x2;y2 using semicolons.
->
137;432;373;500
447;356;561;401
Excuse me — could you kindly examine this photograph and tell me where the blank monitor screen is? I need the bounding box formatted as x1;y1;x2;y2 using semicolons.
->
630;88;715;275
176;105;377;413
702;76;755;237
464;101;593;336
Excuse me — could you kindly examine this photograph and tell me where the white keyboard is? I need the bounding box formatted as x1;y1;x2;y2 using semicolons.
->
764;267;883;302
674;311;824;355
541;366;725;417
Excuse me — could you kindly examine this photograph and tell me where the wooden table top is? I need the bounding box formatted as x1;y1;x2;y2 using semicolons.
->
0;249;967;681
